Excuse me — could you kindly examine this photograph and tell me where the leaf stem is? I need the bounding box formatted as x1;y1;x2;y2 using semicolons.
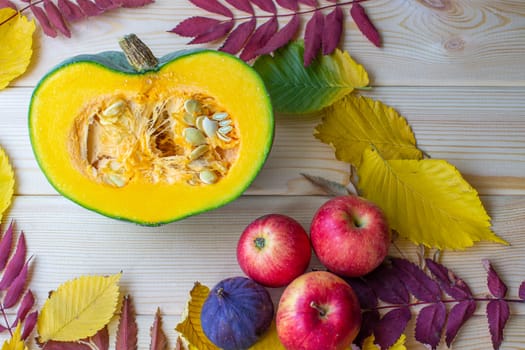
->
0;0;44;26
367;297;525;312
0;303;12;336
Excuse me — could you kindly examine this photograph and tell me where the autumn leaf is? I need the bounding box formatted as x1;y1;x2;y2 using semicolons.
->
1;324;27;350
0;8;35;89
253;41;369;114
37;273;121;342
358;147;507;249
362;334;407;350
248;321;285;350
175;282;218;350
315;95;422;167
150;308;168;350
0;146;14;221
115;295;138;350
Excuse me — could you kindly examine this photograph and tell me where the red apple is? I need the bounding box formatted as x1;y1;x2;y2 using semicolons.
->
237;214;311;288
310;195;390;277
276;271;361;350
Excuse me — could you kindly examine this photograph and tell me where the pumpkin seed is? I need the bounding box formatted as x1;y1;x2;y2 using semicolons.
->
216;131;232;142
110;160;122;172
183;112;196;126
102;100;125;118
218;119;232;127
189;144;209;160
106;174;126;187
183;128;206;145
184;99;201;115
202;117;218;138
195;116;206;131
212;112;229;121
218;125;233;135
199;169;217;184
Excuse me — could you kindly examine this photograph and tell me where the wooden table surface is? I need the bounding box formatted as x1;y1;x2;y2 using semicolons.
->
1;0;524;348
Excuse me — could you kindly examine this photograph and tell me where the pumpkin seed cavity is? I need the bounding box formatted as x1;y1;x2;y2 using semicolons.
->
70;93;239;187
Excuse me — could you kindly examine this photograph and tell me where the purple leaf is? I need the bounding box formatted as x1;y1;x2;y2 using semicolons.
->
345;277;377;309
30;5;58;37
240;16;278;61
256;14;299;55
44;0;71;37
91;326;110;350
224;0;253;14
0;222;14;271
188;20;234;44
350;3;381;47
3;259;30;308
353;310;380;348
276;0;297;11
22;311;37;340
57;0;86;22
169;17;223;37
14;290;35;325
374;307;411;349
0;323;7;332
116;295;138;350
219;18;256;54
446;300;476;347
298;0;316;6
76;0;104;16
95;0;119;10
0;233;26;291
415;302;446;349
251;0;276;13
487;299;510;350
322;6;343;55
365;263;410;305
303;10;324;66
483;259;507;298
391;257;441;302
190;0;233;18
0;0;17;10
426;258;473;300
120;0;155;7
519;281;525;300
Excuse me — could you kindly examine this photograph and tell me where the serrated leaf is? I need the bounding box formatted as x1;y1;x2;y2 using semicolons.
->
487;299;509;350
91;326;109;350
175;282;218;350
414;302;446;349
21;311;37;340
322;6;343;55
224;0;253;14
76;0;102;16
0;222;14;270
189;20;234;45
350;3;380;47
445;300;476;347
3;259;30;308
257;14;299;56
0;1;17;10
43;0;71;37
1;324;28;350
248;321;285;349
276;0;297;11
253;42;369;114
240;16;277;61
374;307;411;349
37;273;121;342
425;258;473;300
298;0;316;6
251;0;276;13
30;5;57;37
303;10;323;66
358;147;507;249
150;308;167;350
315;95;421;167
354;310;380;348
345;277;377;309
519;281;525;300
0;233;26;291
116;295;138;350
365;263;409;305
57;0;85;22
190;0;233;17
483;259;507;298
362;334;406;350
391;257;441;302
15;290;35;325
219;18;256;54
170;17;224;37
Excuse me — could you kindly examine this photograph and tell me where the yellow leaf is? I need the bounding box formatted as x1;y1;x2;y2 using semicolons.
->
0;146;14;221
0;8;35;89
1;324;28;350
361;334;407;350
175;282;218;350
249;321;285;350
37;273;121;342
315;95;422;167
358;147;507;249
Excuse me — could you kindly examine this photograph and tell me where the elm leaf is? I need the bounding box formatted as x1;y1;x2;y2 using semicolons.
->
483;259;507;298
248;321;285;349
3;324;27;350
116;295;138;350
303;10;323;66
426;258;473;300
487;299;510;350
362;334;407;350
374;307;411;350
415;302;446;349
446;300;476;347
391;257;441;302
150;308;167;350
220;18;256;54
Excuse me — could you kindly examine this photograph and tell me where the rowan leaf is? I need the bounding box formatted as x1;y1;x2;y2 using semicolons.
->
37;273;121;342
43;0;71;37
519;281;525;300
170;17;224;37
322;6;343;55
425;258;473;300
358;147;507;249
224;0;253;14
276;0;297;11
345;277;377;309
116;295;138;350
190;0;233;18
251;0;276;13
188;20;234;45
315;95;422;167
30;5;57;37
0;233;27;291
361;334;407;350
248;321;285;349
373;307;411;349
483;259;507;298
56;0;85;22
1;324;28;350
0;222;14;270
253;41;369;114
391;257;441;302
257;14;300;56
3;259;30;308
350;3;381;47
487;299;509;350
445;300;476;347
240;16;277;61
150;308;167;350
219;18;256;54
15;290;35;325
415;302;446;349
354;310;380;348
175;282;218;350
364;262;409;305
21;311;37;341
90;326;109;350
303;10;323;66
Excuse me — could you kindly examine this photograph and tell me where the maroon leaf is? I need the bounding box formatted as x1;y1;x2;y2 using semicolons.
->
91;326;110;350
120;0;155;7
169;16;223;37
354;310;380;348
483;259;507;298
0;233;26;291
303;10;324;66
251;0;276;13
190;0;233;18
30;5;57;37
257;14;299;55
219;18;256;54
188;20;234;44
391;257;441;302
298;0;316;6
276;0;297;11
116;295;138;350
415;302;446;349
487;299;510;350
426;258;473;300
322;6;343;55
76;0;104;16
446;300;476;347
374;307;411;349
150;308;167;350
3;259;30;308
0;0;17;10
43;0;71;37
22;311;37;340
0;222;14;271
345;277;377;309
95;0;119;10
240;16;278;61
57;0;86;21
350;3;381;47
14;290;35;325
365;263;410;305
225;0;253;14
519;281;525;300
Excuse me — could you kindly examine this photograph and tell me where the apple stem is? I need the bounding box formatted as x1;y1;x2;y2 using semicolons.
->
309;301;327;317
254;237;266;249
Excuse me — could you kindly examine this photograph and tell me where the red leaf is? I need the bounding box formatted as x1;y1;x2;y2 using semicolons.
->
446;300;476;347
345;277;378;309
0;233;26;291
120;0;155;7
43;0;71;37
116;295;138;350
0;222;14;271
391;257;441;302
276;0;297;11
365;263;410;305
22;311;38;341
188;20;234;44
57;0;85;21
483;259;507;298
298;0;316;6
350;3;381;47
374;307;411;349
257;14;299;55
240;16;278;61
426;258;473;300
76;0;103;16
224;0;253;14
251;0;276;13
303;10;324;66
190;0;233;17
30;5;57;37
0;0;17;10
95;0;119;10
91;326;110;350
519;281;525;300
219;18;256;54
322;5;343;55
3;259;30;308
169;16;223;37
487;299;510;350
150;308;167;350
14;290;35;325
415;302;446;349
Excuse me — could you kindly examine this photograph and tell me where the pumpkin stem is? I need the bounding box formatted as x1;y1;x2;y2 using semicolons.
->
119;34;159;72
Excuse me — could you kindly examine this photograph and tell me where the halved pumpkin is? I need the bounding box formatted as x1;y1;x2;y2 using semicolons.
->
29;35;274;225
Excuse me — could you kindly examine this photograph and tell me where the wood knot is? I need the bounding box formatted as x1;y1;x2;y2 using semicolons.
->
418;0;452;10
444;37;465;51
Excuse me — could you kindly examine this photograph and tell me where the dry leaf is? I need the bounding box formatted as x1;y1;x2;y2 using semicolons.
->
0;146;14;221
150;308;167;350
1;324;27;350
0;8;35;89
116;295;138;350
37;273;121;342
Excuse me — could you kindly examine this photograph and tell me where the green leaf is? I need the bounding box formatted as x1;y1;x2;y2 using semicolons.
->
358;147;507;249
315;95;422;167
253;41;369;114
